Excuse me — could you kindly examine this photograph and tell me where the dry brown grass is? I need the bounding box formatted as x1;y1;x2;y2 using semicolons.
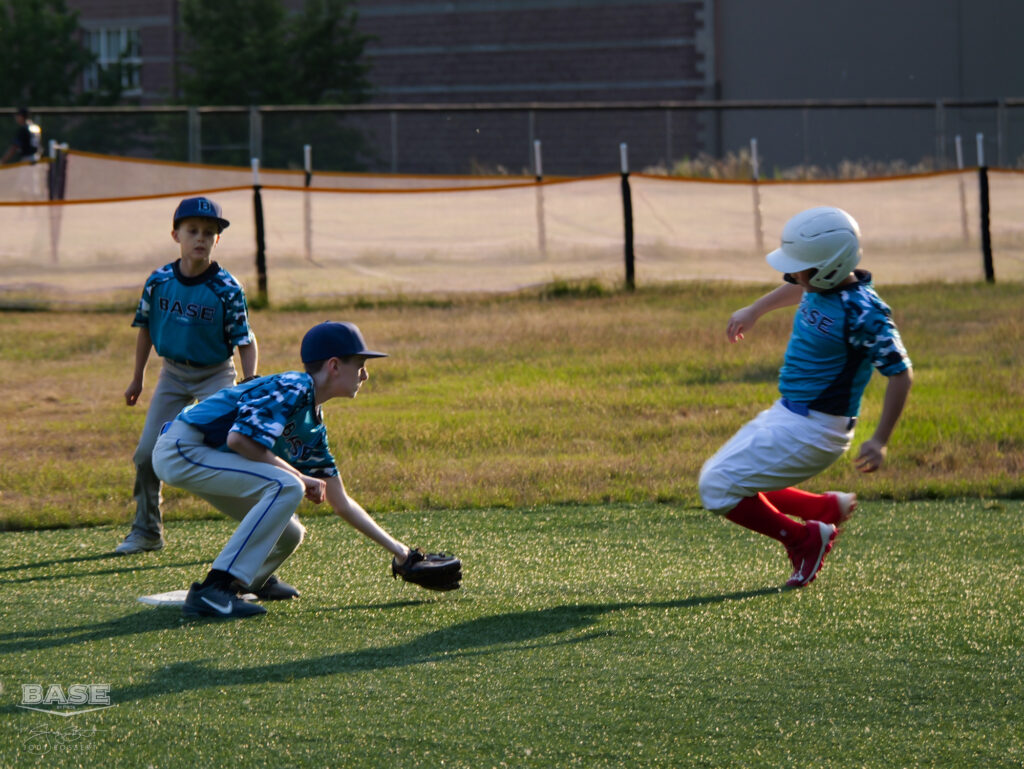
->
0;280;1021;531
643;147;946;180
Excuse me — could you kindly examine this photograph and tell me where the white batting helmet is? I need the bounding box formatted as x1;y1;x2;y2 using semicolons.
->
766;206;862;289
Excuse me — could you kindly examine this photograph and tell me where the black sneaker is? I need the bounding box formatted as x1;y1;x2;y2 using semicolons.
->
182;582;267;619
254;575;300;601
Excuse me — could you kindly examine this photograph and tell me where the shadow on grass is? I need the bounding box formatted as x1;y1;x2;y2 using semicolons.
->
321;599;433;611
0;557;207;585
0;607;181;645
0;587;780;710
0;552;123;573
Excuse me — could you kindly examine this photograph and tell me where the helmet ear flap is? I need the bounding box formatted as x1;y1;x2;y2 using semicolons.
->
817;267;840;285
807;234;861;289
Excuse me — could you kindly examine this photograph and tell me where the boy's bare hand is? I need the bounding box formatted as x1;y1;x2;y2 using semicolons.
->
302;475;326;504
727;307;758;343
124;380;143;406
854;439;886;473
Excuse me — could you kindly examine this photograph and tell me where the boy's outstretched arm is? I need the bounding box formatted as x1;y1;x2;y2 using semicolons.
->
125;327;153;406
727;282;804;342
324;475;410;561
854;368;913;473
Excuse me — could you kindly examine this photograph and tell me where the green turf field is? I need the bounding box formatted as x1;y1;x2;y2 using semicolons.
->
1;500;1021;768
1;282;1022;767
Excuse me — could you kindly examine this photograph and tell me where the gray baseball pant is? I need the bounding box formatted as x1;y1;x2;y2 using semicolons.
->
151;420;307;591
130;359;236;539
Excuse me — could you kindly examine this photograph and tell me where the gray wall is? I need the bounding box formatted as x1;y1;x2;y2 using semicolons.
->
712;0;1024;168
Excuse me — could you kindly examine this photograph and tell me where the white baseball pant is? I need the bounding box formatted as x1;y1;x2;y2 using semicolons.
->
699;399;855;514
152;420;306;590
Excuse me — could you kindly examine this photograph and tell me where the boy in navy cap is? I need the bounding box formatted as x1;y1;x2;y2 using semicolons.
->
115;197;258;555
152;321;420;619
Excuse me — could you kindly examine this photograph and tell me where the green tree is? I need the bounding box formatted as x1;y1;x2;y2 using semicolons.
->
0;0;93;106
287;0;372;104
179;0;291;105
179;0;371;106
179;0;374;170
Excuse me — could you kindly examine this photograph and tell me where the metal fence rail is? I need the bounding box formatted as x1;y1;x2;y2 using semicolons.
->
3;98;1023;176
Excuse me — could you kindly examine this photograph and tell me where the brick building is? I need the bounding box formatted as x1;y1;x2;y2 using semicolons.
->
62;0;1024;173
64;0;707;172
71;0;178;100
68;1;709;105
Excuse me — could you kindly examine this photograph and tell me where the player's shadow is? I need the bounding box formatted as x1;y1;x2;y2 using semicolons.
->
0;555;207;585
0;552;121;573
0;597;432;652
0;586;780;711
0;605;189;648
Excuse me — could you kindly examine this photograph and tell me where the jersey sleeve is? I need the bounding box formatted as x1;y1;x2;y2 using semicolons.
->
215;271;254;348
131;274;157;328
131;266;173;329
229;375;308;449
848;297;911;377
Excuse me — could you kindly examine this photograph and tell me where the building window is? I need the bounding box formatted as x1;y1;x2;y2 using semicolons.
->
83;27;142;95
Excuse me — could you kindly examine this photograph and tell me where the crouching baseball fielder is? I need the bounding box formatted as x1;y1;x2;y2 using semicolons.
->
699;206;913;588
152;321;461;619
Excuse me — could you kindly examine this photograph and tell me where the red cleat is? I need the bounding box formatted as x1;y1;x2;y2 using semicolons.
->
785;521;838;587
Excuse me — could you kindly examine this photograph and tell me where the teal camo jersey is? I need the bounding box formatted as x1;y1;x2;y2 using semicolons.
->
778;271;911;417
133;260;253;367
177;372;338;478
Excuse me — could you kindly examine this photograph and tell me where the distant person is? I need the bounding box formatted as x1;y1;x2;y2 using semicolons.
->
114;197;259;555
698;206;913;588
1;107;42;164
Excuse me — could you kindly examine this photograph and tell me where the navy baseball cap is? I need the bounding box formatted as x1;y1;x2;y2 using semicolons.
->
173;197;230;232
301;322;388;363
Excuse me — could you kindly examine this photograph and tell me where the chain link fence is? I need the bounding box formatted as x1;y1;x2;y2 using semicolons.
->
4;99;1024;176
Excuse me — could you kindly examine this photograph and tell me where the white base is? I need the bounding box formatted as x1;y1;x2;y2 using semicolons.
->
138;589;257;607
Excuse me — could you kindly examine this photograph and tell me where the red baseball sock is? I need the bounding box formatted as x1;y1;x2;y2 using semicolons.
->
725;493;805;545
762;488;837;523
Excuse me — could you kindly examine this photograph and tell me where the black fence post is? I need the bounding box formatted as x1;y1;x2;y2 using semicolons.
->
47;141;68;201
978;165;995;283
620;143;635;291
252;159;268;305
47;141;68;265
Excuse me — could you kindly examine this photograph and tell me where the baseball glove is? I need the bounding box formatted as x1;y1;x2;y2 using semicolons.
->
392;548;462;591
